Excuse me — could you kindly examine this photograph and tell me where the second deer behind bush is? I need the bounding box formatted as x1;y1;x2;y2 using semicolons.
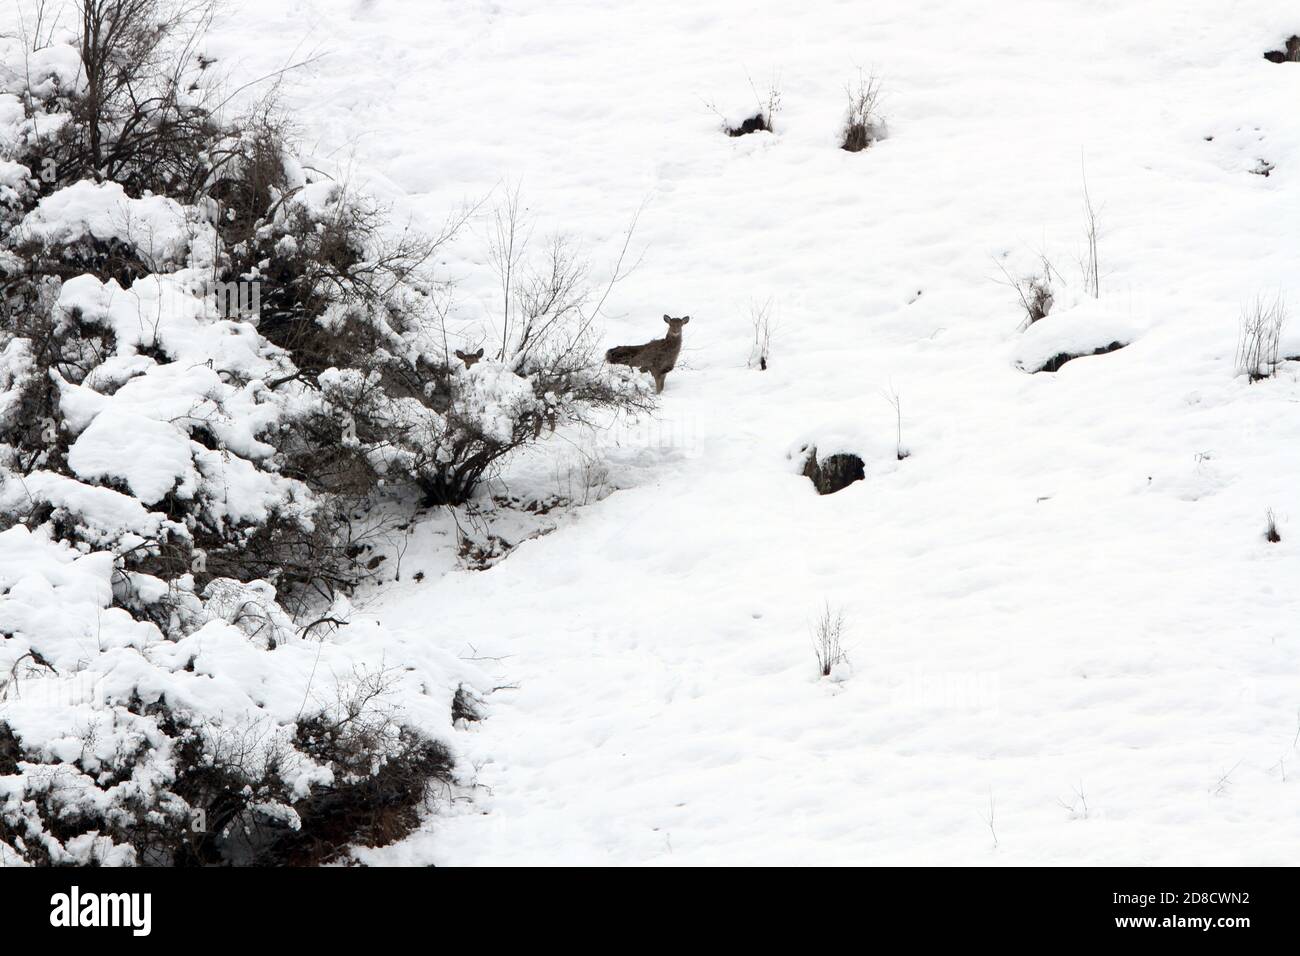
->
605;314;690;393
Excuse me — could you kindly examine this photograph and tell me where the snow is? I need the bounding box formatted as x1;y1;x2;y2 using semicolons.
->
5;0;1300;865
57;272;281;377
1011;299;1144;373
213;0;1297;866
15;180;194;266
67;409;196;503
0;470;165;545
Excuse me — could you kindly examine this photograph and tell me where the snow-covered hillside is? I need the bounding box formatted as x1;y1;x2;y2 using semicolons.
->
7;0;1300;865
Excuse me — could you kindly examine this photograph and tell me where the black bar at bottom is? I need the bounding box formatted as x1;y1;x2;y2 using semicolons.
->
0;865;1286;945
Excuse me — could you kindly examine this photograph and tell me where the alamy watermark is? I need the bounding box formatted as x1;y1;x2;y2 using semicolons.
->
49;886;151;936
211;279;260;319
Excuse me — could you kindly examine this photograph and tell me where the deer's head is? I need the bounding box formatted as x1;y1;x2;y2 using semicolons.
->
455;347;485;368
663;314;690;336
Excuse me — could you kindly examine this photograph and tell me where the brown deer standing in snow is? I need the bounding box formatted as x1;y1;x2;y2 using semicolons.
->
604;315;689;393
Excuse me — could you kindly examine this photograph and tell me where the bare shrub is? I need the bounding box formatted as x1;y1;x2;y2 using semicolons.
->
708;73;781;136
812;603;848;677
555;448;613;505
882;386;909;460
1236;295;1286;382
841;70;884;152
394;190;653;505
30;1;226;196
996;254;1059;328
296;190;652;510
1265;508;1282;543
1081;163;1101;299
747;297;775;370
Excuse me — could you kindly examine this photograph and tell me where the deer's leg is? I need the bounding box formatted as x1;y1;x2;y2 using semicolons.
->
653;372;666;393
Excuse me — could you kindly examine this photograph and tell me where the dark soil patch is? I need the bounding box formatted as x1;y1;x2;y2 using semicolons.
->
841;122;876;152
451;684;482;724
727;113;771;136
803;449;865;495
1035;341;1127;374
0;722;20;776
1263;37;1300;62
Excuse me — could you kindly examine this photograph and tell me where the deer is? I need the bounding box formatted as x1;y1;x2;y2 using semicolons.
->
455;347;485;368
604;315;689;393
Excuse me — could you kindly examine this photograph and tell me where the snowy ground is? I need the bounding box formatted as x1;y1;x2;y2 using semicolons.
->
188;1;1300;864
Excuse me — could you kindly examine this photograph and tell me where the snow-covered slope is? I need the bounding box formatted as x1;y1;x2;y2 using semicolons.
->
200;0;1298;863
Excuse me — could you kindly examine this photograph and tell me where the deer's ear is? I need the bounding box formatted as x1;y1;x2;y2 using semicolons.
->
454;349;466;359
663;314;671;323
475;348;484;358
681;316;690;324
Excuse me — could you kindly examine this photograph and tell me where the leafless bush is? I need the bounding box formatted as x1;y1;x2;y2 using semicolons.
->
304;190;653;510
750;74;782;133
26;1;222;196
1236;295;1286;382
401;190;654;501
812;603;848;677
555;448;612;505
1081;163;1101;299
747;297;775;370
882;386;909;460
708;72;781;136
841;70;884;152
1265;508;1282;543
996;254;1059;328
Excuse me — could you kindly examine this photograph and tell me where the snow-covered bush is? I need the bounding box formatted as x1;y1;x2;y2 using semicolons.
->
0;1;557;866
199;130;654;508
0;523;462;865
0;0;648;865
311;191;657;506
14;0;225;200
